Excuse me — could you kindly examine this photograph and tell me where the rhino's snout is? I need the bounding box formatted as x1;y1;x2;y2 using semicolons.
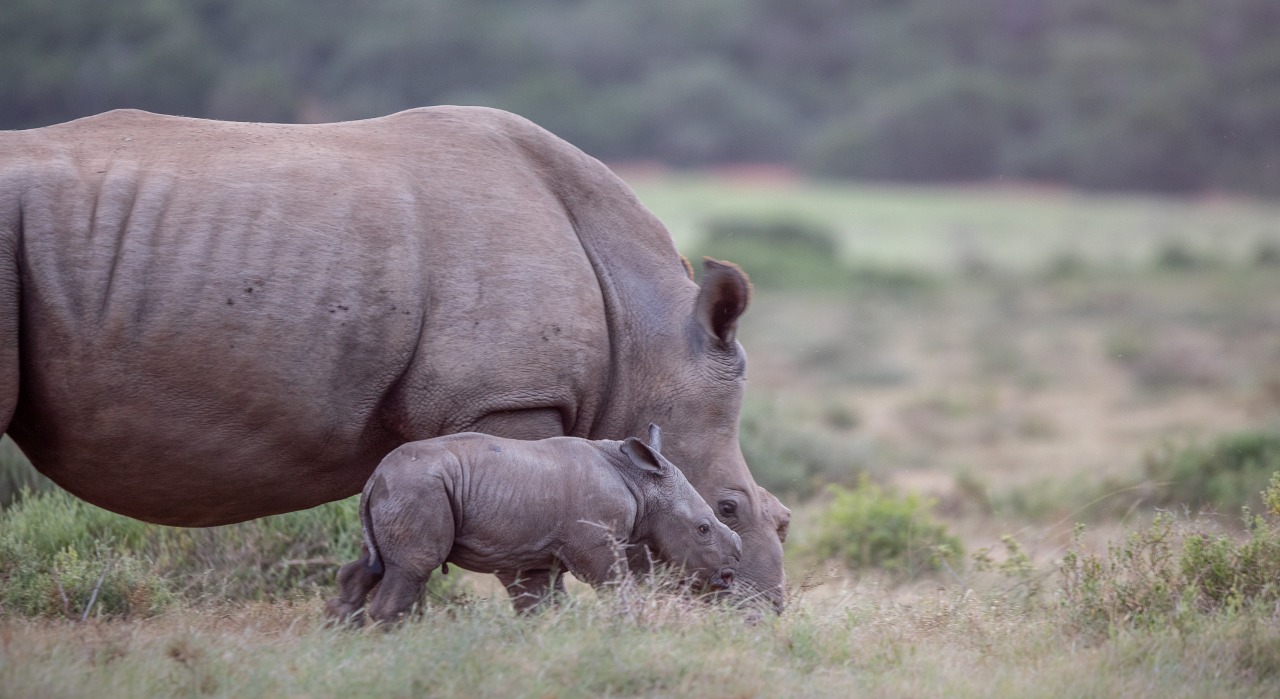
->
710;567;736;591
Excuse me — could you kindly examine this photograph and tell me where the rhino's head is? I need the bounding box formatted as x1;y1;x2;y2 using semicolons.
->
620;425;741;592
622;259;791;613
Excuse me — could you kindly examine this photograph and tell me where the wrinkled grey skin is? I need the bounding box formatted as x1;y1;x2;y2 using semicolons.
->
326;424;742;622
0;106;790;611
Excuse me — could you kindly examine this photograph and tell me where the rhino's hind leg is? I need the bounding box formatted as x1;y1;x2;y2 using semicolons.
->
0;240;16;435
325;545;383;625
498;569;566;614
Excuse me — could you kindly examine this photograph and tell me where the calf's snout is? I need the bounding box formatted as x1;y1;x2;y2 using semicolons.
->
710;567;736;591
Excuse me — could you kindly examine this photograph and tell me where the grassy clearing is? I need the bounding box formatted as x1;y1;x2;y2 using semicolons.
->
0;488;462;618
4;574;1280;698
6;175;1280;695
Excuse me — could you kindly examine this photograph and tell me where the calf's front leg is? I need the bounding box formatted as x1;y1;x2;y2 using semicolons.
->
498;569;566;614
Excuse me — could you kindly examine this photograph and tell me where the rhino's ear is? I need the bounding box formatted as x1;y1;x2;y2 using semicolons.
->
646;422;662;452
695;258;751;349
621;437;666;476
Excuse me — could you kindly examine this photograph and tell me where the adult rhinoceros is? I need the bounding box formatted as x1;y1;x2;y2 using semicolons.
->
0;106;790;611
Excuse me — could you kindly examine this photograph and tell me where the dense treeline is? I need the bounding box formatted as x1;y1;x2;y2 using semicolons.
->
4;0;1279;195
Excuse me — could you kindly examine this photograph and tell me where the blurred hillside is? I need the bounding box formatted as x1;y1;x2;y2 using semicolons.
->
4;0;1280;196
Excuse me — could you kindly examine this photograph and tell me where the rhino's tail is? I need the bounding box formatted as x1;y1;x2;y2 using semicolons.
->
360;475;386;576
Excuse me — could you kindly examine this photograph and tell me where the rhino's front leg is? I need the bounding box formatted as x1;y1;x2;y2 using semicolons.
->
497;569;566;614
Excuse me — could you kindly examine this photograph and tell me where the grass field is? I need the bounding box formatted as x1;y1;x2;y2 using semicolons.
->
625;169;1280;272
4;174;1280;697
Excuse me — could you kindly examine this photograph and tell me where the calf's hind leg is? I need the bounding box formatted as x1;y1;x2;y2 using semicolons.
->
366;563;436;624
324;545;383;624
363;483;455;624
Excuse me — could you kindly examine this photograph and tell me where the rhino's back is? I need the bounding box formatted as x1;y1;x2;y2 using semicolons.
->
2;107;616;525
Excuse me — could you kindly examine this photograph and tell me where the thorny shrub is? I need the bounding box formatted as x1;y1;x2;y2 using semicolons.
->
1060;472;1280;637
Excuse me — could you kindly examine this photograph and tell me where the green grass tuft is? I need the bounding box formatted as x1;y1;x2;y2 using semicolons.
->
0;488;460;618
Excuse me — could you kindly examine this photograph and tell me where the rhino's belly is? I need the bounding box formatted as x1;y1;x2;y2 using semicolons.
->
7;338;400;526
9;401;386;526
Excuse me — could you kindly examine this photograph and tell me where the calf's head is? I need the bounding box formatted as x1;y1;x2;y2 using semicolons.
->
620;426;741;592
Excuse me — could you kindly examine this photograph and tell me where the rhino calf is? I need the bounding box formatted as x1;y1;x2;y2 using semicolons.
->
326;424;741;622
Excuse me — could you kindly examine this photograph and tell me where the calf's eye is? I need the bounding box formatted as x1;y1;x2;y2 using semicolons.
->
698;523;711;535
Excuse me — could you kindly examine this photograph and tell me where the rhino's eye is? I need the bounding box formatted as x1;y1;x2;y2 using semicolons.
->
718;500;737;518
698;523;711;536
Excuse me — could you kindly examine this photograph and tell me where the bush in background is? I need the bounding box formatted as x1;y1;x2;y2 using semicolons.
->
1145;430;1280;516
695;214;848;290
737;398;865;499
809;477;962;578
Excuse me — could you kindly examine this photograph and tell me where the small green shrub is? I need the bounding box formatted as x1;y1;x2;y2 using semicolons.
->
809;477;962;577
0;543;175;619
0;437;51;508
0;488;177;617
1060;472;1280;636
1153;240;1213;271
1254;240;1280;267
1145;430;1280;515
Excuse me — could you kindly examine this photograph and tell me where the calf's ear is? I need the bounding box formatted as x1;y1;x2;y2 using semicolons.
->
695;259;751;349
621;437;667;475
646;422;662;452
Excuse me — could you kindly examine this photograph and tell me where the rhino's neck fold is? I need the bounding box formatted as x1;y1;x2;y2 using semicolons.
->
509;125;696;442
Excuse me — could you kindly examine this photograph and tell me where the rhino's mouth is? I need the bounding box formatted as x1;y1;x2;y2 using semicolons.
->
733;581;786;615
707;567;735;591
